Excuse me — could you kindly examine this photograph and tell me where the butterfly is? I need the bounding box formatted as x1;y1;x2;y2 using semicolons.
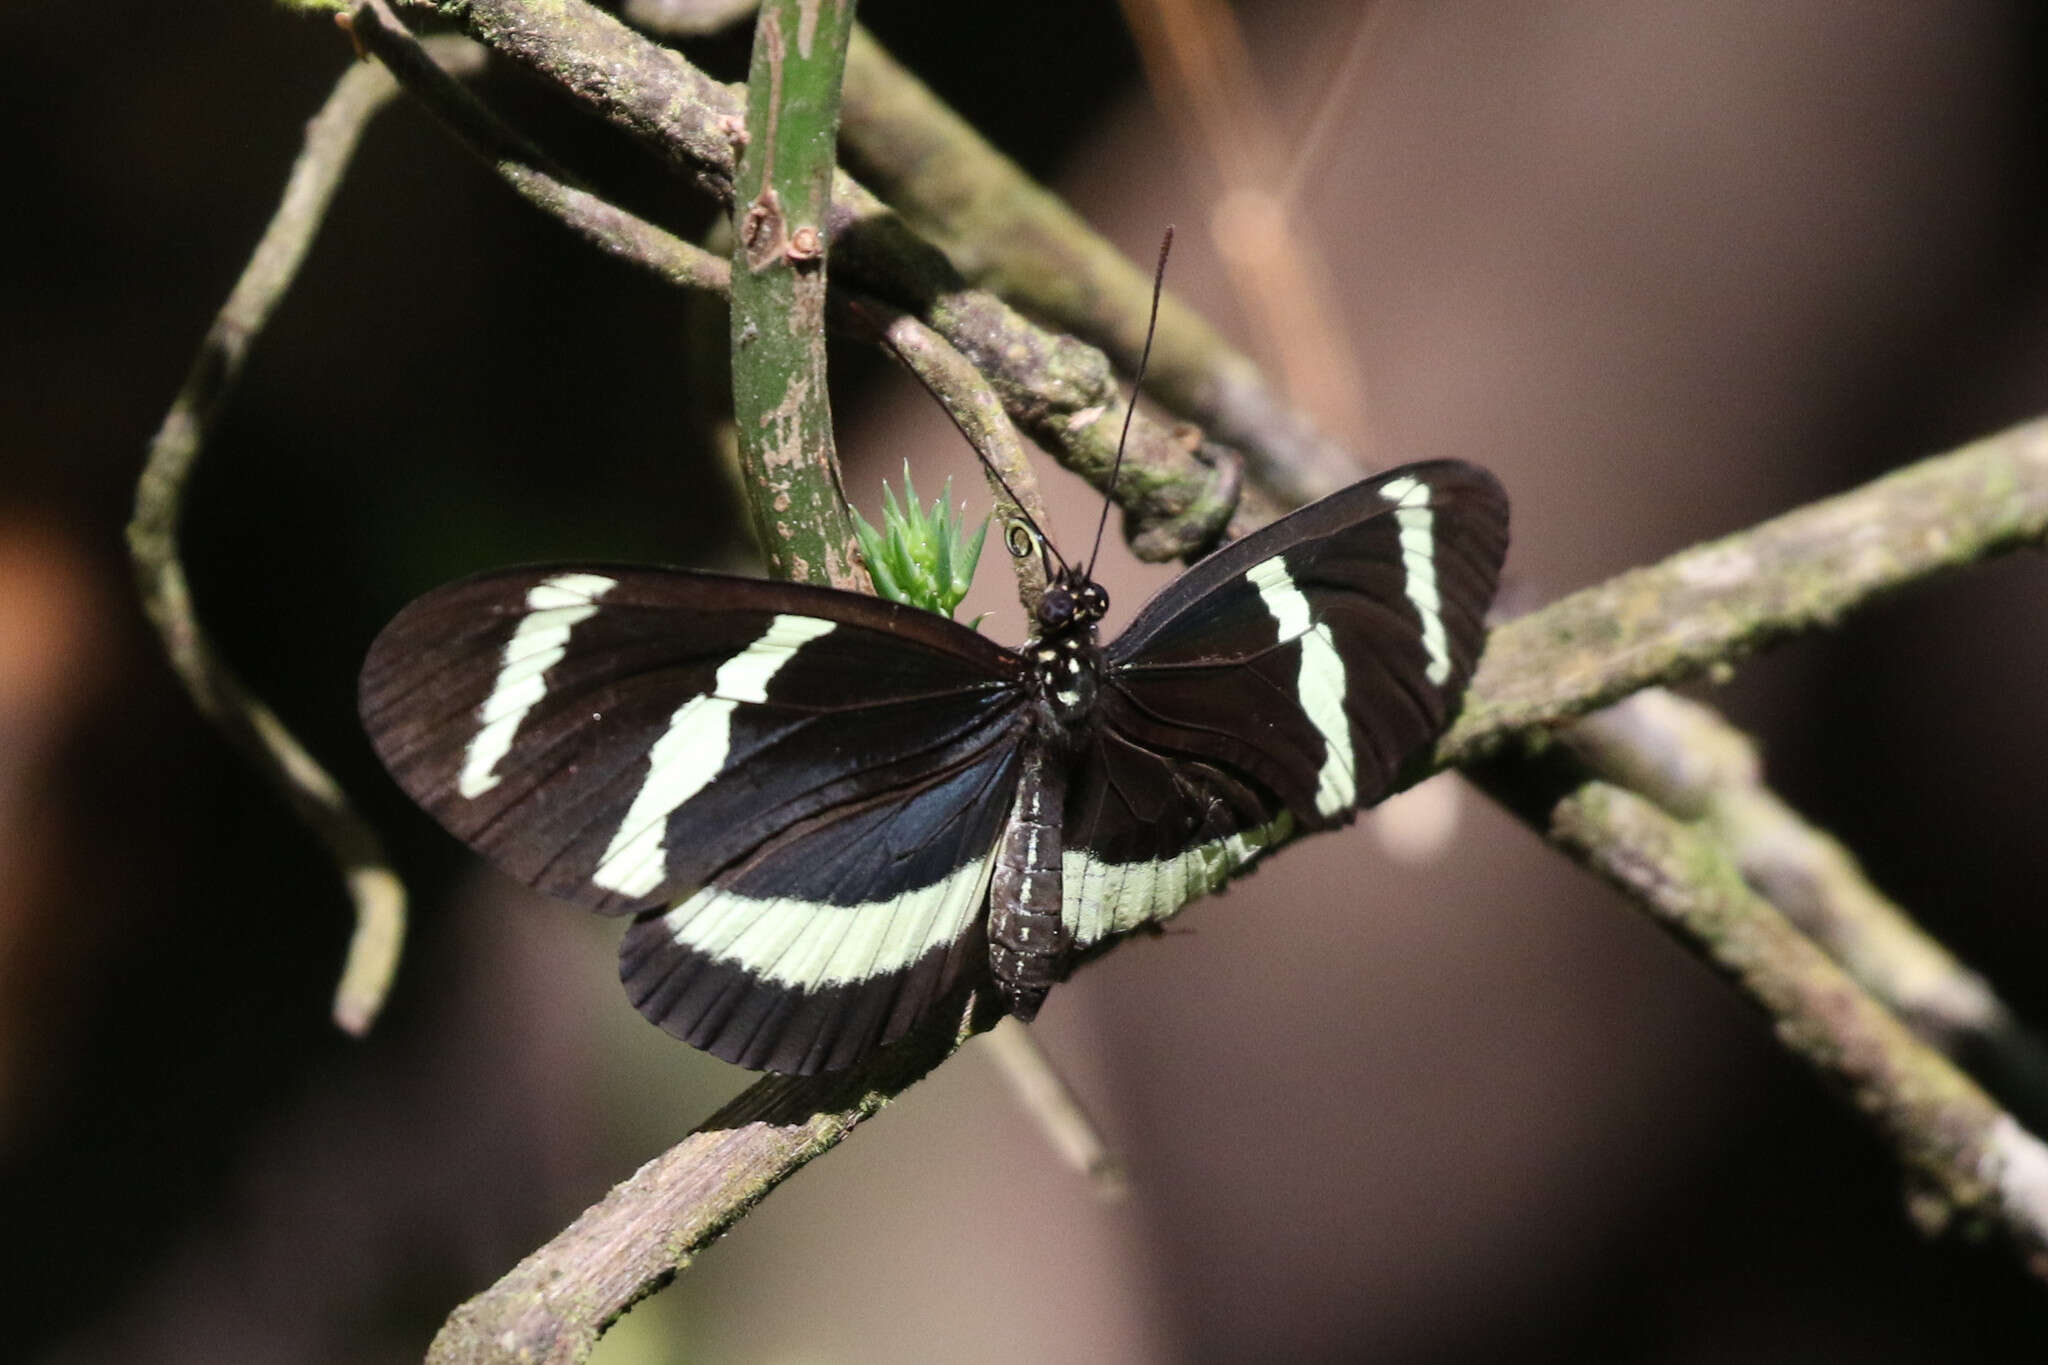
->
359;460;1509;1074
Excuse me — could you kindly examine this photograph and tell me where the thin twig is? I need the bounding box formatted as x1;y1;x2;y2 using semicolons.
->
982;1019;1129;1197
351;2;728;294
1119;0;1370;452
127;43;482;1035
402;0;1262;558
1272;1;1386;210
1473;758;2048;1284
836;26;1359;506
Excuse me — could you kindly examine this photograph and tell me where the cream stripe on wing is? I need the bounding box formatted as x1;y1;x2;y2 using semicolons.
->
459;573;618;799
591;614;837;898
656;837;1001;989
1377;475;1451;685
1063;811;1294;947
1248;557;1356;817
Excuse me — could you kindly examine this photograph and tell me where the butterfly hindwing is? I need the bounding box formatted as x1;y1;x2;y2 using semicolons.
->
619;738;1020;1073
359;567;1026;915
1061;713;1296;951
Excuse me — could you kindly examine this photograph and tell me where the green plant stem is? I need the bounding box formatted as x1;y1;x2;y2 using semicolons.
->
727;0;863;588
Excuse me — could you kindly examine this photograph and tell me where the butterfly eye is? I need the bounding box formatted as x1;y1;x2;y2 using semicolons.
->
1037;587;1075;630
1079;584;1108;618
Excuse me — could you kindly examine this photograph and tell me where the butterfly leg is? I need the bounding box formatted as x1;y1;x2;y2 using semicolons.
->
987;739;1070;1020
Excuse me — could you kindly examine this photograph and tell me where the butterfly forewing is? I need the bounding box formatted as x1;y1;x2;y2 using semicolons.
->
1062;461;1509;940
360;568;1026;915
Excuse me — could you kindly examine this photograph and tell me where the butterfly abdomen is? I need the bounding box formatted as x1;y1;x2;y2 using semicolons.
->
987;727;1072;1019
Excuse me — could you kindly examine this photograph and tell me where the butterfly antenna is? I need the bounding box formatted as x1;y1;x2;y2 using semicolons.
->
861;303;1070;576
1087;226;1174;580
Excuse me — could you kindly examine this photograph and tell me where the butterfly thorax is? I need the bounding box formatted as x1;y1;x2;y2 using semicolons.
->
1021;568;1109;733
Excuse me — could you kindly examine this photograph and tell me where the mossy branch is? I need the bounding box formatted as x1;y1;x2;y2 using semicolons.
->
1438;418;2048;766
1472;759;2048;1282
423;1001;996;1365
1567;688;2048;1110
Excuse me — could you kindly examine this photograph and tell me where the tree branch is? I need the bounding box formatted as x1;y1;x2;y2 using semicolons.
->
407;0;1263;557
1566;687;2048;1110
424;996;997;1364
1439;417;2048;764
127;42;483;1036
1472;758;2048;1284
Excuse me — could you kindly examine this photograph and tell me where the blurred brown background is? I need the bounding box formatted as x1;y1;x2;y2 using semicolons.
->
6;1;2048;1361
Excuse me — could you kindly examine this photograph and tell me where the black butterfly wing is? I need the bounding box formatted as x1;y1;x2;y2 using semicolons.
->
361;567;1026;912
619;736;1019;1072
1060;716;1298;952
1066;460;1508;938
361;567;1031;1072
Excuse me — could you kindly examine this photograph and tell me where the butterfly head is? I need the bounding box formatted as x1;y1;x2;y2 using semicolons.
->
1034;567;1108;641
